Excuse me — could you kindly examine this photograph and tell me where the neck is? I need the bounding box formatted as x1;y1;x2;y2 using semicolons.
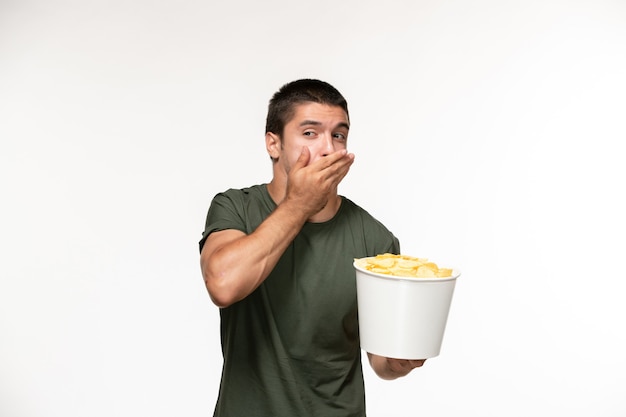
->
309;194;342;223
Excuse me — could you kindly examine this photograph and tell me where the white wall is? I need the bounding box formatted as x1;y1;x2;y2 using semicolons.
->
1;1;625;416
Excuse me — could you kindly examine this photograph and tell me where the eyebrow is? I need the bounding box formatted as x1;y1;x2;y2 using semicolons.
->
299;120;350;130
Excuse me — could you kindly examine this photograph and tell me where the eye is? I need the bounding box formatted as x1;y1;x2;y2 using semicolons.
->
333;132;347;141
303;130;316;137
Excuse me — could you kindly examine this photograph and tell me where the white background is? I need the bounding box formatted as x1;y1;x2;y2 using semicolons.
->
1;1;625;416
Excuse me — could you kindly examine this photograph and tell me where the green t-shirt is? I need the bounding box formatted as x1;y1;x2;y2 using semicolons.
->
200;184;400;417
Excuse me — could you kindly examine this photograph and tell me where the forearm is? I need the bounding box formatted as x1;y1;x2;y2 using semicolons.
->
201;199;309;307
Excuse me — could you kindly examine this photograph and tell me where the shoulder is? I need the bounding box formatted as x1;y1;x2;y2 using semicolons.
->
210;184;267;208
207;184;272;224
207;183;274;228
200;184;269;252
215;184;265;199
340;196;400;254
339;197;398;239
339;197;383;225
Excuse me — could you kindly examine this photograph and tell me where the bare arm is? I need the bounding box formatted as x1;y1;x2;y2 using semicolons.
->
200;200;309;307
200;147;354;307
367;353;426;380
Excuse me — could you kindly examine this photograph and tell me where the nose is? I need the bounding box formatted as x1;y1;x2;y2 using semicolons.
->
320;134;335;157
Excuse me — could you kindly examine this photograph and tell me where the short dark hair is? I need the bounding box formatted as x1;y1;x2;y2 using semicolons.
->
265;79;349;136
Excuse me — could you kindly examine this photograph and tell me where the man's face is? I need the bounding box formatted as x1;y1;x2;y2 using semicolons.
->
273;102;350;173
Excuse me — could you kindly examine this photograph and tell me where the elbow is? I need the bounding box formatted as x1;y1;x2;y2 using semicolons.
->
205;278;239;308
200;238;257;308
201;260;240;308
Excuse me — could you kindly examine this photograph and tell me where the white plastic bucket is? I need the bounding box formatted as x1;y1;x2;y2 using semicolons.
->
354;260;460;359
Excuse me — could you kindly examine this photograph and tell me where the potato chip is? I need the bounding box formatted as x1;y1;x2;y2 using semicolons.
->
416;265;436;278
396;259;421;269
435;268;453;278
355;253;453;278
372;258;396;268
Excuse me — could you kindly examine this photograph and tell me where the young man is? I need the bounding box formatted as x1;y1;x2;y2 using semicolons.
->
199;79;425;417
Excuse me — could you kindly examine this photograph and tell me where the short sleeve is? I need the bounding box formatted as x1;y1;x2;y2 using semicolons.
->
198;190;247;253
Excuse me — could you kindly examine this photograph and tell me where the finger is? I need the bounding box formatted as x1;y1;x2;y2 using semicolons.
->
325;153;354;183
410;359;426;368
314;149;348;170
293;146;311;170
317;151;353;175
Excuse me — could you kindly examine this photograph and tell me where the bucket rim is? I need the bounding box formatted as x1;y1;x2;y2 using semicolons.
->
353;259;461;282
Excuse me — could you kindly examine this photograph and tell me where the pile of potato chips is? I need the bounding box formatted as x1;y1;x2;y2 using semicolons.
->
355;253;453;278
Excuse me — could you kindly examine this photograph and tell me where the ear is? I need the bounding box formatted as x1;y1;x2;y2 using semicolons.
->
266;132;281;160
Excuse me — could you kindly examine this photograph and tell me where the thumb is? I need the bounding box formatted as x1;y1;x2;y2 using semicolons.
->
293;146;311;170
